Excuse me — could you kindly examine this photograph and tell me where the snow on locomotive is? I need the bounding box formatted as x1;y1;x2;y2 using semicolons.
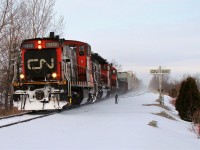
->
12;32;117;110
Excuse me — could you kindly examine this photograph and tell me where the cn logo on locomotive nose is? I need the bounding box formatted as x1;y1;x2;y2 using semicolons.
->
28;58;54;70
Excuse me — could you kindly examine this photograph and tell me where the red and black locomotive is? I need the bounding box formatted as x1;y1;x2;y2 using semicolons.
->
12;32;117;110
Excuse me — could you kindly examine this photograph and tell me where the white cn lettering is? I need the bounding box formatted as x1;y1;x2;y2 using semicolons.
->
28;58;54;70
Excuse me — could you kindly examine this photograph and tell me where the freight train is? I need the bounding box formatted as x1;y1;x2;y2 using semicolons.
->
12;32;118;110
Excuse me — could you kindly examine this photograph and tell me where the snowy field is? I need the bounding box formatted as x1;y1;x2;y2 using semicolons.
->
0;91;200;150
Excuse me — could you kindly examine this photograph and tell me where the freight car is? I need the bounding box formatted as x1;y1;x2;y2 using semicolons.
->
117;71;135;94
12;32;117;110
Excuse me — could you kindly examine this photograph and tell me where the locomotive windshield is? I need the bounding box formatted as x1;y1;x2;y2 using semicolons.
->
79;46;85;56
24;49;57;81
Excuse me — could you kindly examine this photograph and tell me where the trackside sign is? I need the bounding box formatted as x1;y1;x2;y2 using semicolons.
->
150;69;171;74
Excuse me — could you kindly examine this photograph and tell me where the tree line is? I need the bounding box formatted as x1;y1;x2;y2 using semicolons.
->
0;0;64;111
148;74;179;97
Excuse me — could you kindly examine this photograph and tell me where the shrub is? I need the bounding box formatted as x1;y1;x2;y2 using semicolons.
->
176;77;200;121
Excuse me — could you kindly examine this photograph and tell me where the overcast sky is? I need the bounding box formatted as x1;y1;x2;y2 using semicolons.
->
55;0;200;84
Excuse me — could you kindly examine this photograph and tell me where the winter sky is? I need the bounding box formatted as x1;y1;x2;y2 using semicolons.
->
55;0;200;84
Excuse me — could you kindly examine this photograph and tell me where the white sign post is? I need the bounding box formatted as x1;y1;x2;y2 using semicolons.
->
150;66;171;105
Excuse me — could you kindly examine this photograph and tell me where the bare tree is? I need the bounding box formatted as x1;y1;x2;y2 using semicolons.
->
148;74;172;94
110;59;122;71
24;0;65;38
0;0;65;111
148;75;158;91
192;109;200;139
50;15;65;36
0;0;10;40
0;0;22;110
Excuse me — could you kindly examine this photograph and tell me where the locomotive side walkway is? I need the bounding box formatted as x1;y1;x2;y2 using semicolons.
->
0;91;200;150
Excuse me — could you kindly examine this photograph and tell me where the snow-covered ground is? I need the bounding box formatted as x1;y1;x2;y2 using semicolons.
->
0;91;200;150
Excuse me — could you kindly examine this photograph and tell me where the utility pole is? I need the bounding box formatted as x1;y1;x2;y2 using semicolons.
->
150;66;171;105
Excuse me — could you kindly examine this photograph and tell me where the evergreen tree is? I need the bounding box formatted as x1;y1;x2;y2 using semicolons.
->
183;78;192;120
175;80;186;119
186;77;200;119
176;77;200;121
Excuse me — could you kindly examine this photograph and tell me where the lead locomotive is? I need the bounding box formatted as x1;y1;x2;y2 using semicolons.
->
12;32;117;110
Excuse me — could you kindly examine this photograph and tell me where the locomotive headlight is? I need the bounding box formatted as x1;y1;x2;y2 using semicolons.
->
38;45;42;49
52;73;57;78
20;74;25;79
38;40;42;44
